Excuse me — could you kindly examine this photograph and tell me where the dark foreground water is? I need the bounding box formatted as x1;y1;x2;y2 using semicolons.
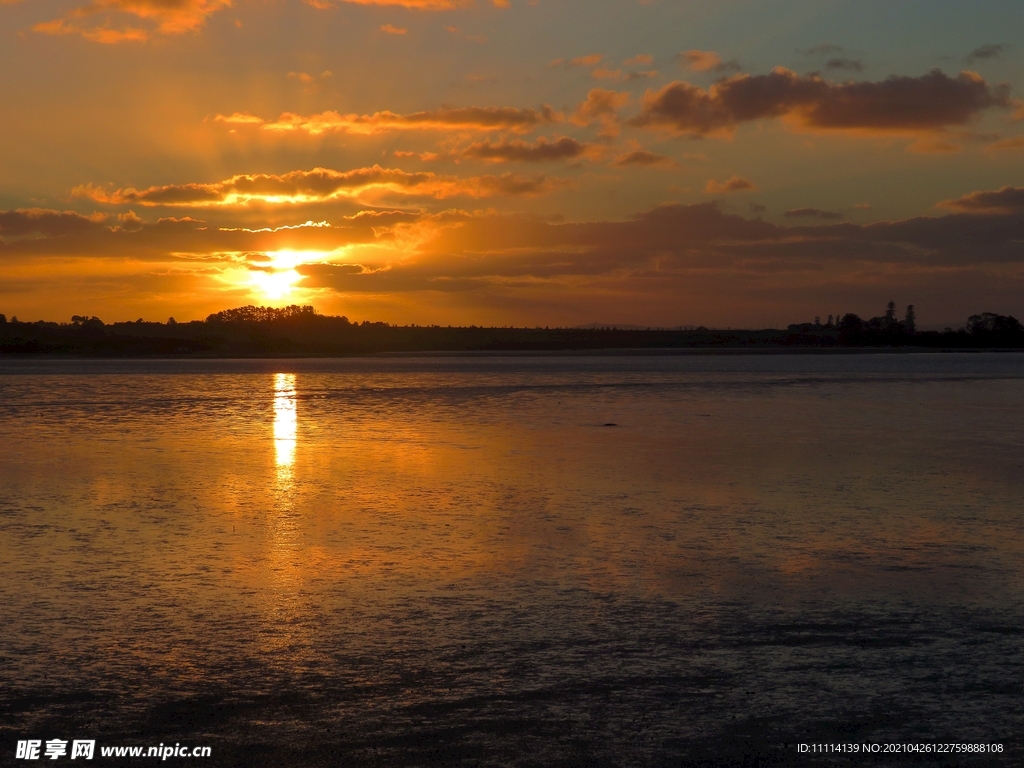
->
1;353;1023;767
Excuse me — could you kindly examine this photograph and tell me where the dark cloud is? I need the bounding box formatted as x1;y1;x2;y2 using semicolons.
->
705;176;756;193
470;174;564;196
466;194;1024;268
785;207;844;220
937;185;1024;214
0;209;107;237
825;58;863;72
965;44;1005;64
461;137;592;163
612;150;676;168
630;68;1009;137
285;195;1024;303
0;212;433;268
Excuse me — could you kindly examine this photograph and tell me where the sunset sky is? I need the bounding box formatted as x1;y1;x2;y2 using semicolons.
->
2;0;1023;327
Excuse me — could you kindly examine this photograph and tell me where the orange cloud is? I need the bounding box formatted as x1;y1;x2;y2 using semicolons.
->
590;68;658;83
315;0;468;8
677;50;741;74
309;0;507;8
623;54;654;67
704;176;756;193
73;166;566;206
379;23;407;34
394;150;442;161
214;112;265;125
217;105;561;135
632;68;1010;139
572;88;630;137
986;137;1024;151
33;0;232;42
680;50;722;72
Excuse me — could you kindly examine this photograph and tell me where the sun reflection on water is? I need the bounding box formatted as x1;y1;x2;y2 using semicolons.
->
273;373;297;474
265;372;308;654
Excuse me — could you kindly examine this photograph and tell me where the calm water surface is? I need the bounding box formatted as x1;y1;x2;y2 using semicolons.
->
2;354;1023;766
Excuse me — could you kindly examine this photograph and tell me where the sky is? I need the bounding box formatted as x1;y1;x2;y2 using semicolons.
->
2;0;1023;327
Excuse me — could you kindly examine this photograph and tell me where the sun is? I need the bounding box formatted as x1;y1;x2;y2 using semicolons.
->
246;249;328;301
250;268;303;300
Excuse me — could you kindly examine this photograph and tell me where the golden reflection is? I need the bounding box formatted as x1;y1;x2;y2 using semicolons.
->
273;373;297;471
264;372;307;656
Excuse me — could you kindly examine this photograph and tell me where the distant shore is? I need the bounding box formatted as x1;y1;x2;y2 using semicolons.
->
5;339;1024;358
3;304;1022;357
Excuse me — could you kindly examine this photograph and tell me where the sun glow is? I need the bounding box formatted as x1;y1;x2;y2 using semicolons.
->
246;249;331;301
266;249;324;270
250;268;302;300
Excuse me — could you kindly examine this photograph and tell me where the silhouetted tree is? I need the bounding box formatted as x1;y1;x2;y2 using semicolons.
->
838;313;864;345
904;305;916;334
70;315;105;331
966;313;1024;340
885;301;897;324
206;305;318;323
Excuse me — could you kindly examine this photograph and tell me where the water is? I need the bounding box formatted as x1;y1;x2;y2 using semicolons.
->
2;353;1023;766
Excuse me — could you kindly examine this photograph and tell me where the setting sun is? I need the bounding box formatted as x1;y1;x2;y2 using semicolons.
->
249;267;303;301
244;249;336;301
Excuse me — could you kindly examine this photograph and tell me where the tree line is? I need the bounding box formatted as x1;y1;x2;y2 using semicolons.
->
1;302;1023;355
